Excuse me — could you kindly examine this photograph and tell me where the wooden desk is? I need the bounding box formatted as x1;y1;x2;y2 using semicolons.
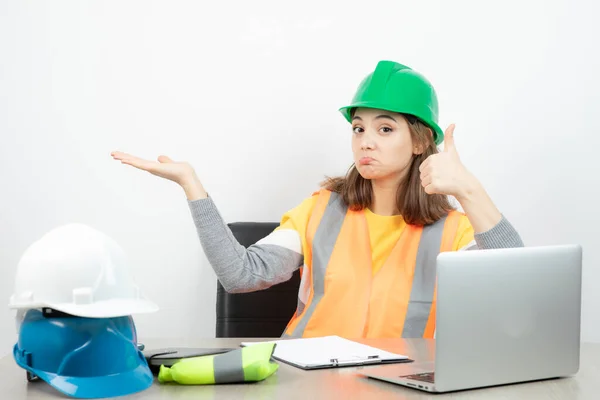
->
2;338;599;399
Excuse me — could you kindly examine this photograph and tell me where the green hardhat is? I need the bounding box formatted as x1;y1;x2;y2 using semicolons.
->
339;61;444;145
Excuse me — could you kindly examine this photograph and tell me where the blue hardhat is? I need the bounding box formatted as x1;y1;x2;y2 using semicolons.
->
13;309;153;399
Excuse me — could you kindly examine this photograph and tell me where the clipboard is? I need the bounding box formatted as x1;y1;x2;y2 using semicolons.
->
241;335;413;370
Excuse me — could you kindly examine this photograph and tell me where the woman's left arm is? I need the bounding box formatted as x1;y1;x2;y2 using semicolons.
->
457;179;524;249
420;123;524;249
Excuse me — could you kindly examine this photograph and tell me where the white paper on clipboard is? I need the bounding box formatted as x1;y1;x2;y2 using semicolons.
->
241;335;411;369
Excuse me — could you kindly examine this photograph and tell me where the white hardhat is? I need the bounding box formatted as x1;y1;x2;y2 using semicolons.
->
9;223;158;318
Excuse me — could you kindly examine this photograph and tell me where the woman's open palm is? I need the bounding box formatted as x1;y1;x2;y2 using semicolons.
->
111;151;195;186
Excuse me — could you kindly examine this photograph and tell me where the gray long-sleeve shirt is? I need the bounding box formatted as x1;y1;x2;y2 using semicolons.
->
188;196;524;293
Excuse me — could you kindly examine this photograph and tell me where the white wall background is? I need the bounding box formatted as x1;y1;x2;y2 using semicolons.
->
1;0;598;356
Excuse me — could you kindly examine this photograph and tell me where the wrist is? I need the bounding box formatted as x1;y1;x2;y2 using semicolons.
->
455;175;483;204
455;177;502;233
180;175;208;201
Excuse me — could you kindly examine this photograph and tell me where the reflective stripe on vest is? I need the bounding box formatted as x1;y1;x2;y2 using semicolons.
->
213;347;245;383
401;214;446;337
285;192;347;339
283;191;460;339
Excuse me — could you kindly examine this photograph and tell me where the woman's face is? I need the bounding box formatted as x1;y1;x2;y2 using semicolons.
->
351;108;418;182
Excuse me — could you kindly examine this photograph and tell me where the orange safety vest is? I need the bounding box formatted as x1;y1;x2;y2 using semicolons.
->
283;190;462;339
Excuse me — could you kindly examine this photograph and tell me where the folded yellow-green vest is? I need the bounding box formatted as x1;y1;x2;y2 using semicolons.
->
158;343;278;385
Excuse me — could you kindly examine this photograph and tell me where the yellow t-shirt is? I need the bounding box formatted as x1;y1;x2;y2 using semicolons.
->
276;194;476;274
364;208;405;275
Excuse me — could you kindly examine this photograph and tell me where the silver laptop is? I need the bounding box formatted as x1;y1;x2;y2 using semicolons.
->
361;244;582;393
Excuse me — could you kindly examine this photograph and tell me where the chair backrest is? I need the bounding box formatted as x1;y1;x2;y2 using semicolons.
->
215;222;301;338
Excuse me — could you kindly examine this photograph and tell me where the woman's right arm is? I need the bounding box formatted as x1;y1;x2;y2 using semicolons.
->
187;191;304;293
111;152;303;293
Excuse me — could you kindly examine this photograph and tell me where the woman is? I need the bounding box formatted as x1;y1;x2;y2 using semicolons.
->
112;60;523;339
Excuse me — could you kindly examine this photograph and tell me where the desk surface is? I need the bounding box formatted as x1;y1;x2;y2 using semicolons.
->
2;338;599;399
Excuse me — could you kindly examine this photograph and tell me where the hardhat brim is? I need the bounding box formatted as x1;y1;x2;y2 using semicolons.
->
14;344;153;399
9;297;159;318
338;103;445;145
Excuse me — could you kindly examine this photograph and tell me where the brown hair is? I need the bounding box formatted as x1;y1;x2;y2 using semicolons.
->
321;113;454;226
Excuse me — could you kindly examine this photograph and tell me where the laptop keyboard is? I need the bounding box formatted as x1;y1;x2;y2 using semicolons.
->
402;372;435;383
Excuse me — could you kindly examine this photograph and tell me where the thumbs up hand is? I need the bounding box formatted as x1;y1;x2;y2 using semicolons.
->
419;124;477;201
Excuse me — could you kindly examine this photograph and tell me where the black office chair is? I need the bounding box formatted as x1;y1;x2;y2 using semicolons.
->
215;222;301;338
